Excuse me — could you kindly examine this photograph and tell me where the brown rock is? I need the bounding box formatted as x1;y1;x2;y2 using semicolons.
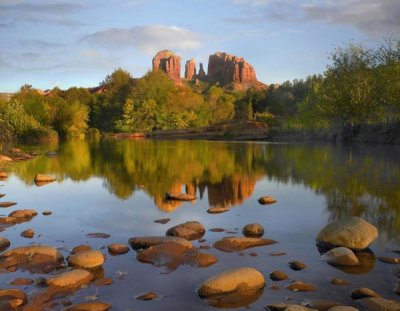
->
327;307;358;311
128;236;193;250
166;221;205;240
357;297;400;310
136;291;158;301
329;278;350;286
0;237;10;252
321;247;360;266
9;209;37;219
0;289;26;309
34;174;56;183
207;52;259;89
242;223;264;237
269;251;287;256
165;192;195;201
289;260;307;271
351;287;380;300
302;300;340;310
9;278;34;286
213;237;277;252
0;194;5;198
207;207;230;214
258;196;277;205
0;156;13;162
0;202;17;208
86;233;110;239
197;63;206;80
64;302;111;311
286;281;316;292
46;269;93;289
0;172;8;179
20;229;34;238
72;245;92;254
209;228;225;232
154;218;170;224
107;244;129;255
67;250;104;269
42;211;52;216
270;271;288;281
185;59;196;80
152;50;181;84
378;256;400;264
95;278;113;286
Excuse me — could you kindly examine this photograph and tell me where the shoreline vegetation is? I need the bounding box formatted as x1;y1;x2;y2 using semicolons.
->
1;38;400;145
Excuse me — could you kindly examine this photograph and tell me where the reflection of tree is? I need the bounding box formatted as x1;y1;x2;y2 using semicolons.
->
9;140;400;239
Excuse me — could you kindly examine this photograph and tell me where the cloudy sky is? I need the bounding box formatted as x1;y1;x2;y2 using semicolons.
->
0;0;398;92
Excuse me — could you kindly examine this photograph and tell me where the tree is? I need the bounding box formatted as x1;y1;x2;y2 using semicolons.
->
53;99;89;137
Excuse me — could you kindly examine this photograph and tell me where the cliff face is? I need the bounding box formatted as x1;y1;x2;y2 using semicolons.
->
184;59;196;80
152;50;181;84
207;52;258;87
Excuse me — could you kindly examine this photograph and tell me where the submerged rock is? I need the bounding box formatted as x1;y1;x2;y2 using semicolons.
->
166;221;205;240
46;269;93;289
321;247;360;266
289;260;307;271
86;233;110;239
165;192;195;201
378;256;400;264
64;302;111;311
316;217;378;250
329;278;350;286
107;244;129;255
258;196;277;205
198;267;265;298
286;281;316;292
128;236;193;250
242;223;264;237
270;271;288;281
266;303;316;311
213;237;277;252
67;250;104;269
351;287;380;300
357;297;400;310
136;291;158;301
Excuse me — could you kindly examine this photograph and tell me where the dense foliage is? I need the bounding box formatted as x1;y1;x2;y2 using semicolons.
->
1;38;399;141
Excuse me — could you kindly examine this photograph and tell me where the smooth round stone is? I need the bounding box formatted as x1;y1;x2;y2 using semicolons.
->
20;229;34;238
258;196;277;205
8;210;37;219
166;221;205;240
242;223;264;237
47;270;93;288
64;302;111;311
107;244;129;255
316;217;378;250
213;237;277;252
198;267;265;298
270;270;288;281
42;211;52;216
329;278;350;286
67;250;104;269
72;245;92;254
0;237;10;252
207;207;230;214
289;260;307;271
322;247;360;266
286;281;316;292
351;287;380;300
136;291;158;301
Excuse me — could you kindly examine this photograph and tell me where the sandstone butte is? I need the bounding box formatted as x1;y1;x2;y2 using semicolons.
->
152;50;265;90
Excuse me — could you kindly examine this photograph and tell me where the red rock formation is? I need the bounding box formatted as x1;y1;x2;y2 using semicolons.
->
152;50;181;84
197;63;206;81
184;59;196;80
207;52;258;88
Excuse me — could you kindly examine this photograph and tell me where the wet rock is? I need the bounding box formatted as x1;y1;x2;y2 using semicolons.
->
183;250;218;268
64;302;111;311
289;260;307;271
213;237;277;252
209;228;225;232
0;172;8;179
9;278;34;286
136;291;158;301
269;285;281;291
378;256;400;264
266;303;316;310
357;297;400;310
302;299;340;310
166;221;205;240
258;196;277;205
207;207;230;214
72;245;92;254
198;267;265;298
154;218;170;224
47;269;93;289
34;174;56;183
95;278;113;286
0;245;64;273
67;250;104;269
286;281;316;292
316;217;378;250
20;229;34;238
9;209;37;219
329;278;350;286
107;244;129;255
42;211;52;216
322;247;360;266
327;307;358;311
86;233;110;239
0;289;26;309
270;251;287;256
0;194;4;198
270;271;288;281
0;237;10;252
128;236;193;250
351;287;380;300
242;223;264;237
0;156;13;162
34;277;47;287
165;192;195;201
0;202;17;208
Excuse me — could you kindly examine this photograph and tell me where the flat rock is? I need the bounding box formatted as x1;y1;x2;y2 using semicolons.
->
72;245;92;254
316;217;378;250
95;278;113;286
209;228;226;232
302;300;340;310
154;218;170;224
322;247;360;266
128;236;193;250
289;260;307;271
107;244;129;255
198;267;265;298
165;192;195;201
329;278;350;286
266;303;316;311
242;223;264;237
0;237;10;252
47;269;93;289
34;174;56;183
357;297;400;311
351;287;380;300
67;250;104;269
270;270;288;281
9;210;37;219
166;221;205;240
20;229;34;238
213;237;277;252
1;245;63;261
9;278;34;286
286;281;316;292
378;256;400;264
64;302;111;311
258;196;277;205
42;211;52;216
327;307;358;311
207;207;230;214
86;233;110;239
136;291;158;301
0;202;17;208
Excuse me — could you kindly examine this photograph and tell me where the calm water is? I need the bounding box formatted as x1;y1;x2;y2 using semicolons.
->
1;139;400;310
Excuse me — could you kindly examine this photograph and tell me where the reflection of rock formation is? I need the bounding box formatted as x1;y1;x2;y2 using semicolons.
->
206;175;257;208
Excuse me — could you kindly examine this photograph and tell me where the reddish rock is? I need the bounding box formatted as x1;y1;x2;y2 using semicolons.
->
152;50;181;84
185;59;196;80
207;52;259;89
197;63;206;80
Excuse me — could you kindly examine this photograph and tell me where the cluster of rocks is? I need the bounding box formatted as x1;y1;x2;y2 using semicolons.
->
152;50;265;90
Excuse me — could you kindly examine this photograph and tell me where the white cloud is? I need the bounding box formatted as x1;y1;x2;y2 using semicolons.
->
82;25;202;54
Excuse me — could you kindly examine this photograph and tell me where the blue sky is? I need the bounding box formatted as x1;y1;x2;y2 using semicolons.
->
0;0;398;92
